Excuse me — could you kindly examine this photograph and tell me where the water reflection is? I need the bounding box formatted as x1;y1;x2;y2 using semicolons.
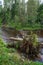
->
40;48;43;55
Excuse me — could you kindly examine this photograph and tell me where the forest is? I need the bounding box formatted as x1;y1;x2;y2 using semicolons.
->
0;0;43;29
0;0;43;65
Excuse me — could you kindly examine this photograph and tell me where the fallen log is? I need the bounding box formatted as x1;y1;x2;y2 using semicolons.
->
9;37;23;41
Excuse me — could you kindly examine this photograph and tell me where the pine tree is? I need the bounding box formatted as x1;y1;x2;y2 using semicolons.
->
27;0;39;24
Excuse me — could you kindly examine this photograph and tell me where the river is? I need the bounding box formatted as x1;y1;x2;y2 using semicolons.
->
0;28;43;62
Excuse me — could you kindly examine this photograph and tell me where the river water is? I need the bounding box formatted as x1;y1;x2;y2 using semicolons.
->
0;28;43;62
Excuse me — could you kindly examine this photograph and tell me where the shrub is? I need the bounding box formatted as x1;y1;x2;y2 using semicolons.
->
0;38;43;65
0;39;15;65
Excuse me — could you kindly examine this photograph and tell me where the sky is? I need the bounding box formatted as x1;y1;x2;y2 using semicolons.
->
0;0;4;7
0;0;43;4
0;0;42;8
25;0;43;3
41;0;43;3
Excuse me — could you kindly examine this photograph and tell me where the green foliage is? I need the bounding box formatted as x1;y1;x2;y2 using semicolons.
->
31;33;38;46
37;4;43;26
28;61;43;65
0;38;43;65
0;0;43;29
0;38;15;65
27;0;39;23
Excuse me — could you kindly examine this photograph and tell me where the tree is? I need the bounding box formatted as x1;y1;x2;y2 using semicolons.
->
19;0;27;27
20;32;40;59
27;0;39;25
37;4;43;27
11;0;19;20
1;8;11;25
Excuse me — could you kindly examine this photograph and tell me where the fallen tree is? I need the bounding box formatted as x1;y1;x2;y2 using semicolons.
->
8;32;41;60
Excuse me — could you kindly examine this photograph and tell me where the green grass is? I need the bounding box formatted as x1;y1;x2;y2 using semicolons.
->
4;22;43;30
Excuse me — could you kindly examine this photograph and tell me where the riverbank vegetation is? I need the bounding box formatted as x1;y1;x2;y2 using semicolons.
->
0;38;43;65
0;0;43;65
0;0;43;30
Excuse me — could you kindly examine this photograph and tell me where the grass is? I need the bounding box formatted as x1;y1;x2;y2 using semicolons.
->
2;22;43;30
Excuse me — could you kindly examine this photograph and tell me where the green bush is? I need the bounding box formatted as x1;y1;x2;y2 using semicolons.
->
0;39;15;65
0;38;43;65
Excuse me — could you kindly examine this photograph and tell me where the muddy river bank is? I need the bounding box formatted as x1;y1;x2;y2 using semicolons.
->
0;27;43;62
